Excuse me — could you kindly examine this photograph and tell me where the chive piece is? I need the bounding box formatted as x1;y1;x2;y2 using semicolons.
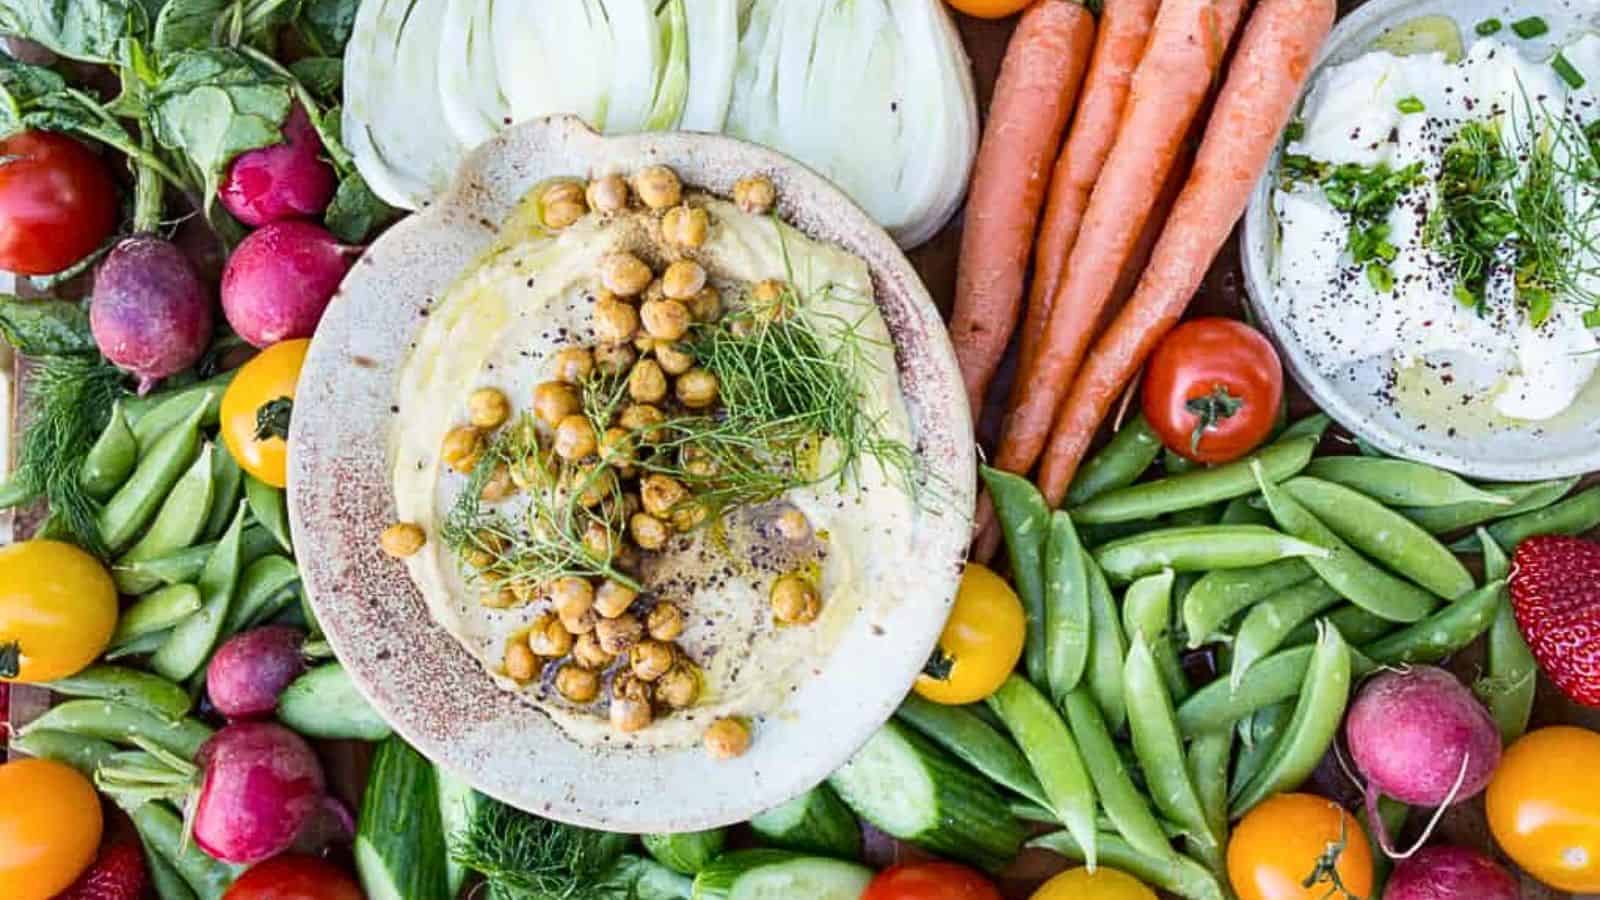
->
1523;288;1554;327
1476;18;1504;36
1453;283;1479;309
1285;120;1306;143
1511;17;1549;39
1367;263;1396;294
1584;308;1600;329
1554;53;1587;90
1396;96;1425;115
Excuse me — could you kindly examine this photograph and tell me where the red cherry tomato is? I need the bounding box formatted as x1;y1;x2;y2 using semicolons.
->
1142;318;1284;465
223;855;364;900
863;862;1003;900
0;131;118;276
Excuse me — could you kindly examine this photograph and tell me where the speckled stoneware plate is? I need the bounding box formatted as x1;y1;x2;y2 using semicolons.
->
287;116;974;832
1242;0;1598;481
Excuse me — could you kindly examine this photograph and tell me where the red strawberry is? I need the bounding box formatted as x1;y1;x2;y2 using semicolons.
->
1510;535;1600;707
54;842;146;900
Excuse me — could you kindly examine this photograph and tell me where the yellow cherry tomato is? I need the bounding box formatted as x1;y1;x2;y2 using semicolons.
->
1487;726;1600;893
0;539;117;683
0;758;103;899
1228;793;1374;900
914;563;1026;705
1031;866;1156;900
945;0;1032;19
221;339;309;489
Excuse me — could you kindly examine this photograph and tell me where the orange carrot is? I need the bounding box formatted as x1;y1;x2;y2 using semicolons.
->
950;0;1096;420
1036;0;1336;505
995;0;1250;477
1011;0;1162;409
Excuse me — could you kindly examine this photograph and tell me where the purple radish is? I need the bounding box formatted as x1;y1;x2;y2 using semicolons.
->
220;220;357;347
206;626;306;720
1345;666;1502;857
219;104;337;228
91;235;214;393
192;721;327;865
1383;845;1518;900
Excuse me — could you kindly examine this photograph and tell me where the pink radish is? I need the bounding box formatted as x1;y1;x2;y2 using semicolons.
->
219;104;337;228
91;235;214;393
220;220;357;347
206;626;306;720
1383;845;1518;900
191;721;327;865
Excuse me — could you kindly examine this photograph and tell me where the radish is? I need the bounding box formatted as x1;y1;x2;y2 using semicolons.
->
192;721;327;865
220;220;358;347
91;235;214;393
1383;845;1518;900
1345;666;1501;857
206;626;307;721
219;104;338;228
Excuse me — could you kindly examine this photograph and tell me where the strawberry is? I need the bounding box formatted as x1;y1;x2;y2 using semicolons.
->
1510;535;1600;707
54;842;146;900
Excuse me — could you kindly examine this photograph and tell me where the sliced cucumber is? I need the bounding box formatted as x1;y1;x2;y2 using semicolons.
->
748;784;861;859
435;767;484;898
357;736;450;900
278;663;393;741
692;850;872;900
643;828;727;875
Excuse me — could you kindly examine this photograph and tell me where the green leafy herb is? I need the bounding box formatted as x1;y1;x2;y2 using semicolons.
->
288;56;342;99
1284;119;1306;143
1366;262;1396;294
1426;120;1518;311
450;796;635;900
1287;157;1423;291
1510;16;1549;40
326;170;399;243
0;0;153;63
1553;53;1587;90
1396;96;1425;115
1476;18;1504;37
148;47;294;200
0;296;96;355
295;0;359;57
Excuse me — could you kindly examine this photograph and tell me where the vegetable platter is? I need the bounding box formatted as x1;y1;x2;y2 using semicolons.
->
0;1;1597;900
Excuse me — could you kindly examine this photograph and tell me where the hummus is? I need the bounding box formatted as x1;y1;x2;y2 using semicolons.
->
390;180;921;750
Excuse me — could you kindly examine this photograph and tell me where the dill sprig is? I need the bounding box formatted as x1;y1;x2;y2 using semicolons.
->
450;796;634;900
1426;120;1519;311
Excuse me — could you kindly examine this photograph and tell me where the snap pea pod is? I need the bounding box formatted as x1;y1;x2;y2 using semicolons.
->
1277;413;1331;444
45;665;192;720
115;797;239;900
99;394;211;553
1451;485;1600;551
1176;643;1365;737
19;699;212;758
1399;476;1580;534
982;467;1050;685
1030;831;1227;900
1167;504;1221;528
111;584;202;647
1044;512;1090;703
1230;624;1352;817
81;401;138;501
987;676;1098;869
1257;465;1437;623
1303;457;1512;508
1284;476;1474;599
1229;580;1342;690
1284;604;1396;647
1219;495;1272;526
1229;702;1292;803
7;729;118;776
1164;450;1198;475
144;842;199;900
1186;730;1232;879
1123;635;1217;866
1094;524;1329;584
105;630;171;661
1476;530;1536;744
125;371;234;450
222;555;302;636
1084;552;1128;732
1011;801;1185;841
1079;518;1162;549
119;445;215;565
1182;559;1314;647
245;475;292;551
1072;437;1315;525
1061;688;1174;861
152;505;248;681
1122;569;1188;701
202;445;244;541
895;694;1047;808
1361;578;1505;667
1066;415;1162;507
113;525;276;595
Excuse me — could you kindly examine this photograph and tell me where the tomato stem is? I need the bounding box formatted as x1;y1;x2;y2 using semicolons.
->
1185;385;1244;452
923;645;955;681
254;397;294;442
0;641;18;679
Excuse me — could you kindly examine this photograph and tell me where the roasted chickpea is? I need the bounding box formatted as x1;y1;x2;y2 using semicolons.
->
660;260;707;301
681;446;718;480
504;642;540;682
560;605;598;635
550;576;595;620
480;587;518;610
656;665;699;709
380;522;426;558
541;181;587;229
661;204;709;248
646;602;685;642
593;296;641;344
676;369;720;409
582;521;615;560
630;640;675;682
594;342;637;376
464;546;495;570
479;464;517;502
572;632;615;670
628;359;669;404
640;474;687;518
467;388;510;429
554;415;598;461
441;426;483;473
688;286;722;323
573;465;617;509
595;579;639;618
704;718;751;760
509;580;540;605
641;278;667;306
533;381;581;427
600;252;653;297
510;447;557;492
618;403;665;442
632;165;682;210
611;694;654;733
771;574;821;625
671;501;709;533
640;299;691;342
552;347;595;384
599;428;637;471
556;665;601;703
630;512;671;551
596;613;644;655
528;613;575;657
774;508;812;541
586;173;629;212
734;175;777;215
655;342;694;376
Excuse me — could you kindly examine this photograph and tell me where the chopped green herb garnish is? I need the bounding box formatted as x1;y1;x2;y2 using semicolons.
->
1285;119;1306;143
1396;96;1425;115
1427;120;1519;311
1511;16;1549;39
1286;154;1423;296
1553;53;1587;90
1367;263;1396;293
1584;307;1600;329
1476;18;1504;36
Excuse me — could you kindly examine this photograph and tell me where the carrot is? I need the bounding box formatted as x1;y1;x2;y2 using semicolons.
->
1036;0;1337;505
949;0;1097;420
995;0;1250;477
1011;0;1162;410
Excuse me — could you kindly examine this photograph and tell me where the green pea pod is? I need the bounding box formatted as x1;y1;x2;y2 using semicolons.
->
1283;476;1474;599
1122;569;1188;701
1182;559;1314;647
1072;437;1316;525
1177;645;1313;736
1399;477;1580;535
895;694;1047;808
981;467;1051;685
1229;580;1342;690
125;371;234;451
1185;730;1232;879
115;798;240;900
105;630;171;661
111;584;202;647
18;699;212;758
1283;603;1396;647
7;729;118;776
203;446;245;542
113;525;277;596
1256;463;1437;623
1303;457;1513;508
222;555;302;635
1044;511;1090;703
99;393;212;553
1362;578;1504;666
1167;504;1222;528
143;841;199;900
1230;624;1352;817
245;475;292;551
1078;518;1163;549
1451;485;1600;552
152;504;249;682
1164;450;1198;475
987;676;1098;870
1219;496;1272;526
1066;415;1162;507
1229;702;1292;803
1475;531;1536;744
1276;413;1331;444
1083;552;1127;732
1030;831;1227;900
1124;634;1218;866
44;665;192;720
1093;524;1329;584
1060;688;1174;861
81;401;138;501
119;444;216;566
